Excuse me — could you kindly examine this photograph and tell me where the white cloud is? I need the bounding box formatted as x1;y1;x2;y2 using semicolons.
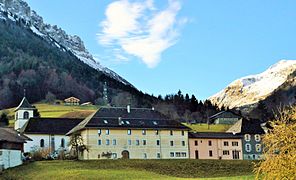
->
97;0;186;68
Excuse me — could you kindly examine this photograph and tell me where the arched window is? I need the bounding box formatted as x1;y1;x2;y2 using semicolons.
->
255;144;262;152
23;111;29;119
245;143;251;152
254;134;261;142
40;139;45;148
244;134;251;141
61;138;65;148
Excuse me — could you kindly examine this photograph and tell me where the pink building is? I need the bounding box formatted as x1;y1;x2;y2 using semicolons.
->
189;132;243;160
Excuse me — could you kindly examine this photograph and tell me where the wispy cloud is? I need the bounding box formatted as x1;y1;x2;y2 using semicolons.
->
97;0;187;68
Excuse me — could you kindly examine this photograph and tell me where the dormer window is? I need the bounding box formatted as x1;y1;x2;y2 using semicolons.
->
103;120;108;124
125;121;130;124
244;134;251;142
23;111;29;119
142;129;146;135
153;121;158;125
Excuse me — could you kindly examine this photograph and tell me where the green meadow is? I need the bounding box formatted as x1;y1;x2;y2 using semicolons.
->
1;160;255;180
184;123;232;132
0;103;98;127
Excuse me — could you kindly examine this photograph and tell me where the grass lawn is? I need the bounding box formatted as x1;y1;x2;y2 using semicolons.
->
183;123;232;132
1;160;255;180
1;103;98;127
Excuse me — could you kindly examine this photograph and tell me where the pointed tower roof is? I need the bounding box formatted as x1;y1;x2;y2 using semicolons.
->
15;97;35;111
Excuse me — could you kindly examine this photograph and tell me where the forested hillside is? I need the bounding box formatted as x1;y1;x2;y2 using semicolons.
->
0;17;154;109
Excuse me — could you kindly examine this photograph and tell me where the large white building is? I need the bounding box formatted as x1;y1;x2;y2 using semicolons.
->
15;97;82;153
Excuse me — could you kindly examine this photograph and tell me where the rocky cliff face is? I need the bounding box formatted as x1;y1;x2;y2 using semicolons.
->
0;0;131;86
209;60;296;109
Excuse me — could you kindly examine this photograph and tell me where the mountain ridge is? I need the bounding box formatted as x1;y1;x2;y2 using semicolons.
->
209;60;296;112
0;0;132;86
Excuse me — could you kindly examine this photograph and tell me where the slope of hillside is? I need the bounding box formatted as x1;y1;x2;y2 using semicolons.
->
0;0;131;86
0;0;166;110
210;60;296;109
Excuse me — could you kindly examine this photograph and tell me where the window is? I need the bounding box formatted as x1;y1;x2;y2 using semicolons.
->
127;129;131;135
98;140;102;145
170;152;174;157
40;139;44;147
125;121;130;125
0;151;2;156
223;150;230;155
143;140;147;146
181;131;185;136
232;142;239;146
195;140;198;146
23;111;29;119
98;129;101;135
245;143;251;152
181;152;186;157
153;121;158;125
157;140;160;146
208;140;212;146
136;140;140;146
209;150;213;157
142;129;146;135
170;130;173;136
103;120;108;124
255;144;261;152
176;152;181;157
255;134;261;142
224;141;229;146
61;138;65;148
182;141;185;146
245;134;251;142
144;153;147;159
232;150;240;159
113;153;117;159
157;153;161;159
106;129;110;135
128;139;132;145
106;139;110;145
170;141;174;146
112;139;117;145
155;130;159;135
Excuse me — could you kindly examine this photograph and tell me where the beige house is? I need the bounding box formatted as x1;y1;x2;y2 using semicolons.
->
64;97;80;105
67;106;190;160
189;132;243;160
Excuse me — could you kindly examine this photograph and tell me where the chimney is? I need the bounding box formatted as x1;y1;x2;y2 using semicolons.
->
127;105;130;113
118;117;122;125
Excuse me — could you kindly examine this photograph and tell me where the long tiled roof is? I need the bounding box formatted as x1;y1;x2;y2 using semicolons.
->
188;132;242;139
67;107;189;135
24;118;83;135
0;127;28;143
209;110;242;120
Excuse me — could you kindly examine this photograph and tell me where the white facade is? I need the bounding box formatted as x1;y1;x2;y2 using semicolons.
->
24;134;70;153
14;109;34;130
0;149;23;169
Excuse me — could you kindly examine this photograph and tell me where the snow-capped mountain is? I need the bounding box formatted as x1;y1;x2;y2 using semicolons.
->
209;60;296;109
0;0;131;86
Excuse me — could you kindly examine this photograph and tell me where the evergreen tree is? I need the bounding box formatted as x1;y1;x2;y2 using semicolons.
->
0;112;9;126
185;94;190;103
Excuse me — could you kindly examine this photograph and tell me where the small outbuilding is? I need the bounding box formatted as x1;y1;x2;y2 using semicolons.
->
64;97;80;105
0;128;30;170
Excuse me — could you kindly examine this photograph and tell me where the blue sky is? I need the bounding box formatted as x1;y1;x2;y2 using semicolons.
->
26;0;296;100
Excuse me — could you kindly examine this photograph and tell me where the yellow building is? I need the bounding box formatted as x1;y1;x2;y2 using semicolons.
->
67;106;190;160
